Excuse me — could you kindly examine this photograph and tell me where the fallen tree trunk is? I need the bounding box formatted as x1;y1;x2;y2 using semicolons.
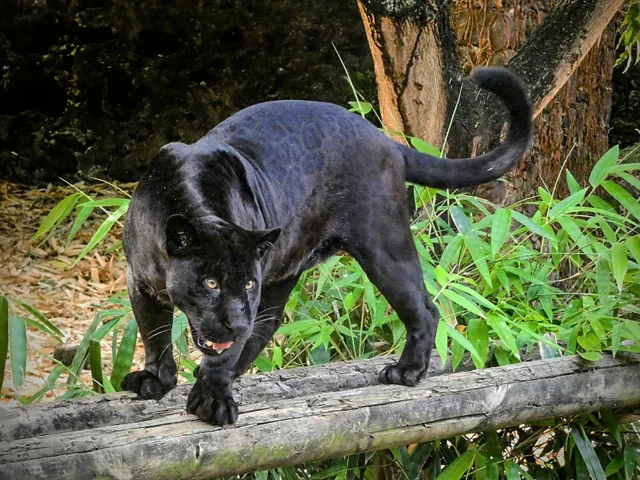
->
1;353;639;479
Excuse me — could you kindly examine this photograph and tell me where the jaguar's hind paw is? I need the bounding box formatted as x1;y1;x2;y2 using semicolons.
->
378;363;426;387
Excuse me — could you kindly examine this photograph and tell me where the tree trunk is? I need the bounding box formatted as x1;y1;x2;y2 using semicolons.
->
357;0;623;207
1;353;639;479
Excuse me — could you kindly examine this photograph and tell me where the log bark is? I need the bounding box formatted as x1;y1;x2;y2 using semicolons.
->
357;0;624;206
1;353;639;480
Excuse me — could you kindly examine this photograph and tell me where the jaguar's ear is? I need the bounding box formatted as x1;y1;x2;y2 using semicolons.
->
253;227;282;257
165;214;197;256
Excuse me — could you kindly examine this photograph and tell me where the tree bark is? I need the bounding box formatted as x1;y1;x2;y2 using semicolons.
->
357;0;624;206
1;353;639;480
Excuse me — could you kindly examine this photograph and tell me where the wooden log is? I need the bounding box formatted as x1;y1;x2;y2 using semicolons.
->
1;353;638;480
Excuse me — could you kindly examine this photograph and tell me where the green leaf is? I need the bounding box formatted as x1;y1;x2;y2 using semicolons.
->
486;313;520;359
610;243;628;293
624;443;636;480
9;315;27;389
172;312;188;343
600;409;622;447
410;137;441;156
441;289;485;318
566;170;582;194
578;351;602;362
504;460;522;480
624;320;640;344
0;297;9;393
110;318;138;391
571;426;606;480
604;456;624;476
32;192;81;241
595;256;610;305
444;323;482;368
89;339;104;393
310;344;331;365
450;206;492;286
577;332;601;351
602;181;640;222
435;449;475;480
511;211;555;241
612;322;622;357
66;203;94;246
12;299;64;340
72;204;128;266
589;145;619;188
491;208;512;257
627;235;640;265
435;320;448;365
467;318;489;369
548;188;587;220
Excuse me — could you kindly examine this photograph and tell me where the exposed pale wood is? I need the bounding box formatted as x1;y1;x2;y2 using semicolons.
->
1;353;639;480
357;1;446;144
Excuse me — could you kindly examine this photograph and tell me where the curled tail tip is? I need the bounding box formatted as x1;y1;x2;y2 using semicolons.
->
470;67;527;94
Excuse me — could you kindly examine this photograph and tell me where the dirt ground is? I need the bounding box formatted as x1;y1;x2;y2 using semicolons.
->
0;180;200;404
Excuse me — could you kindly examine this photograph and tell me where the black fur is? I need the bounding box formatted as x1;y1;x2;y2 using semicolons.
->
121;67;532;426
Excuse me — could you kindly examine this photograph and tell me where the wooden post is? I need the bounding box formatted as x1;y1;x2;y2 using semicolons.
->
1;353;639;479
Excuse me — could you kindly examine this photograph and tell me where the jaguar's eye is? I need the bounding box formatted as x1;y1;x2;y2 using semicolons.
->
205;278;219;290
245;279;255;290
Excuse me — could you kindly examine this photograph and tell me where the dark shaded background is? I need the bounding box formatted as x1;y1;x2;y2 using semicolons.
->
0;0;636;184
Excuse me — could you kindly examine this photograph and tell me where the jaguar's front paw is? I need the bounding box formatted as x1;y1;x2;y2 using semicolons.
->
186;381;238;426
121;369;176;400
378;362;426;387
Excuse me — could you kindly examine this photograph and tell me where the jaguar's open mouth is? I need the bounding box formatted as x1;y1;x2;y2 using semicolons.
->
196;336;233;354
189;323;234;355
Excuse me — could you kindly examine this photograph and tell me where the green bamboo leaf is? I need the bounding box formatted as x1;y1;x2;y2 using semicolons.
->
566;170;582;194
578;351;602;362
89;339;104;393
491;208;512;257
12;299;64;340
589;145;619;188
467;318;489;369
66;203;94;246
68;313;104;385
72;204;128;266
548;188;587;220
80;198;130;208
595;256;610;305
450;206;492;286
448;283;496;310
172;312;188;343
410;137;441;156
0;297;9;392
435;320;448;365
486;313;520;359
624;320;640;344
511;211;555;241
435;449;475;480
610;243;628;292
600;409;622;447
571;426;606;480
444;323;482;368
612;322;622;357
110;318;138;391
627;235;640;265
102;376;116;394
441;289;485;318
602;181;640;222
624;444;636;480
32;192;81;241
556;216;593;256
9;315;27;389
504;460;522;480
604;456;623;476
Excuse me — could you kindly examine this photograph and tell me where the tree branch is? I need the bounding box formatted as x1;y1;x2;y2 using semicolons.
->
1;353;639;479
